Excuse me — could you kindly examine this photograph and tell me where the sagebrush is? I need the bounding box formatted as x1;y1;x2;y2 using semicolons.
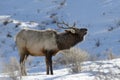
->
54;47;89;73
2;57;21;80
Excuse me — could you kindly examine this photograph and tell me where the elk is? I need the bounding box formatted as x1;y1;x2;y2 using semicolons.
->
15;22;87;76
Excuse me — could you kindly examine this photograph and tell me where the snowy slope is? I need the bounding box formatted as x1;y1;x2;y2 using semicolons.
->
64;0;120;57
1;58;120;80
0;0;120;80
0;0;120;56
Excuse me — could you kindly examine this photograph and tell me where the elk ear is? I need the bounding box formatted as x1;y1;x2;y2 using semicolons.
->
65;29;75;34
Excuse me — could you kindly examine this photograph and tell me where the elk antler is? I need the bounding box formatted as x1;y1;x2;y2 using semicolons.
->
56;21;75;29
56;21;68;29
72;22;76;27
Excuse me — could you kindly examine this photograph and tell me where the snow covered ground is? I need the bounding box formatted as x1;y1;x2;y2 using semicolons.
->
1;58;120;80
23;58;120;80
0;0;120;80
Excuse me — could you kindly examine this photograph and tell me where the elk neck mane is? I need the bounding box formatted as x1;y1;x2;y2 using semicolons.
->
56;32;84;50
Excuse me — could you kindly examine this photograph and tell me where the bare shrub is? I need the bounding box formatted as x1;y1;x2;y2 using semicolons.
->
105;49;116;60
54;47;89;73
108;26;114;31
108;20;120;32
2;57;21;80
116;20;120;27
2;19;13;26
89;54;101;61
94;63;120;80
107;52;116;60
95;39;101;47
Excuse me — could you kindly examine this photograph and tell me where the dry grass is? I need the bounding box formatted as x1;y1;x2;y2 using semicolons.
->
54;47;89;73
93;63;120;80
2;57;21;80
104;49;116;60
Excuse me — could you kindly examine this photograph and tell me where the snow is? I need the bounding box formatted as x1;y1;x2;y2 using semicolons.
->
1;58;120;80
0;0;120;80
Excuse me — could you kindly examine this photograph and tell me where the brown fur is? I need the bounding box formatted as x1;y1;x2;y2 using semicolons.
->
15;28;87;76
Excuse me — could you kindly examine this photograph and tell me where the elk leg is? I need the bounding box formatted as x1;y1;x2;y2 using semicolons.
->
23;54;29;76
20;53;26;76
49;55;53;75
45;58;49;75
45;50;53;75
45;56;49;75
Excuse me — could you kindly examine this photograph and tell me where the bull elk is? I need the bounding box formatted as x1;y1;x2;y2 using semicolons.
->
15;22;88;76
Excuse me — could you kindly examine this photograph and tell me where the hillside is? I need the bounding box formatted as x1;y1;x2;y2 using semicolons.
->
0;0;120;80
0;0;120;58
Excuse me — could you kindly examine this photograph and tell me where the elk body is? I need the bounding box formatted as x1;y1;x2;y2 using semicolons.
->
15;24;87;76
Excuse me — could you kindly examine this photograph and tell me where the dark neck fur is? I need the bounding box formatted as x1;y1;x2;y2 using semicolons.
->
56;32;84;50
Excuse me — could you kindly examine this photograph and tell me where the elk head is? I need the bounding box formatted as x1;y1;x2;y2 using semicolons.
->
65;28;87;36
56;21;88;36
